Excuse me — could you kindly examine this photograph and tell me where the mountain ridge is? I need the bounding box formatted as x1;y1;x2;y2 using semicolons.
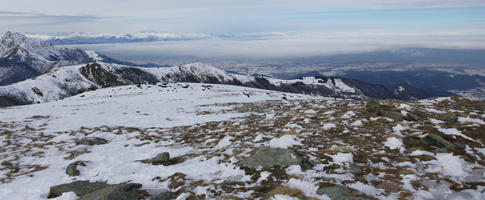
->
0;61;454;107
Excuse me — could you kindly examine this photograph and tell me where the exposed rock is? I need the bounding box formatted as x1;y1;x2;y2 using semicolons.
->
366;99;380;112
423;134;456;150
378;110;404;120
435;148;450;153
317;184;368;200
140;152;170;165
65;161;86;176
48;181;109;198
240;148;301;168
78;183;143;200
437;113;458;124
76;137;108;146
151;191;178;200
406;113;421;121
317;185;349;199
349;163;362;174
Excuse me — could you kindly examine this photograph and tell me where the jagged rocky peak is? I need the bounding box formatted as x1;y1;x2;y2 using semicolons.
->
0;31;95;86
0;31;56;57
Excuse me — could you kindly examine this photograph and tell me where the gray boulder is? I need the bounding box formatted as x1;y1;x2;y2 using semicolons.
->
140;152;170;165
317;184;368;200
76;137;108;145
151;191;178;200
406;113;421;121
240;148;301;168
78;183;142;200
48;181;109;198
423;134;456;150
378;110;404;120
66;161;86;176
365;99;381;112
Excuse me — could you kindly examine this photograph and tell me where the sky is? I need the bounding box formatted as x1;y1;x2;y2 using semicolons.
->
1;0;485;58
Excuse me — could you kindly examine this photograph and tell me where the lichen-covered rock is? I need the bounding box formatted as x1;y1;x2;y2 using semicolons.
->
423;134;456;150
76;137;108;146
406;113;421;121
297;122;320;128
65;161;87;176
48;181;109;198
378;110;404;120
78;183;142;200
365;99;381;112
140;152;170;165
151;191;178;200
317;184;368;200
240;148;301;168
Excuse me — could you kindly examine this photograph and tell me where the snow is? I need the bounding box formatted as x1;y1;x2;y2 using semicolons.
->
257;171;271;183
350;120;363;126
458;117;485;125
322;123;336;130
341;111;356;119
427;153;466;177
398;103;412;110
286;165;303;175
264;76;361;96
430;118;444;124
268;134;302;148
392;124;407;135
425;108;446;114
438;128;473;141
286;178;321;199
52;192;78;200
215;136;233;149
384;137;404;152
0;83;309;132
410;150;434;156
330;153;353;165
270;194;300;200
0;83;314;200
84;50;103;61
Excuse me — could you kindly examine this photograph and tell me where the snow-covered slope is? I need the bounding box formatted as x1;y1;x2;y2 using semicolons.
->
0;31;93;85
0;86;483;199
0;61;452;107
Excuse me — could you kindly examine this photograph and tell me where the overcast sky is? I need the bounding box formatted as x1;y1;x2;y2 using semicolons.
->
1;0;483;33
1;0;485;57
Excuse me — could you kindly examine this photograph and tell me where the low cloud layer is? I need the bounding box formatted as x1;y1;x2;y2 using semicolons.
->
64;31;485;63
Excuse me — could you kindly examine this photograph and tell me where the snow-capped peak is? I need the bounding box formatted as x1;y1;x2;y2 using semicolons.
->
84;50;103;62
0;31;58;59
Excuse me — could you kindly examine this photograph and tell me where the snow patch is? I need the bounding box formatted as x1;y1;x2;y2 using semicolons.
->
269;135;302;148
384;137;404;152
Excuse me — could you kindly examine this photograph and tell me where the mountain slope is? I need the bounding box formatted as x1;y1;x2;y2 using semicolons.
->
0;84;483;199
0;62;454;107
0;31;95;86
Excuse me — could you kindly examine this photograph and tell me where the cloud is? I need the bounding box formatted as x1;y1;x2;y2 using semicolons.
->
66;30;485;62
0;10;103;32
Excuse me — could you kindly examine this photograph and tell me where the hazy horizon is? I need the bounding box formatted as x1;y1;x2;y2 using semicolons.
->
2;0;485;59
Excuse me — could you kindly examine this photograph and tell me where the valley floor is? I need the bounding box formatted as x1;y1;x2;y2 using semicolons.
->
0;83;484;200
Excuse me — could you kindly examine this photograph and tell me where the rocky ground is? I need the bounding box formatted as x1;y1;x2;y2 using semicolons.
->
0;83;484;199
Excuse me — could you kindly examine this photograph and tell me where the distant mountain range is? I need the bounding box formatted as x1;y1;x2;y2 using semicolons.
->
0;31;93;85
23;31;285;45
0;32;168;86
0;32;455;107
0;61;453;107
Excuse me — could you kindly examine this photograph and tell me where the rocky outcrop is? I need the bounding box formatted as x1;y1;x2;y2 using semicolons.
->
48;181;143;200
240;148;301;168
